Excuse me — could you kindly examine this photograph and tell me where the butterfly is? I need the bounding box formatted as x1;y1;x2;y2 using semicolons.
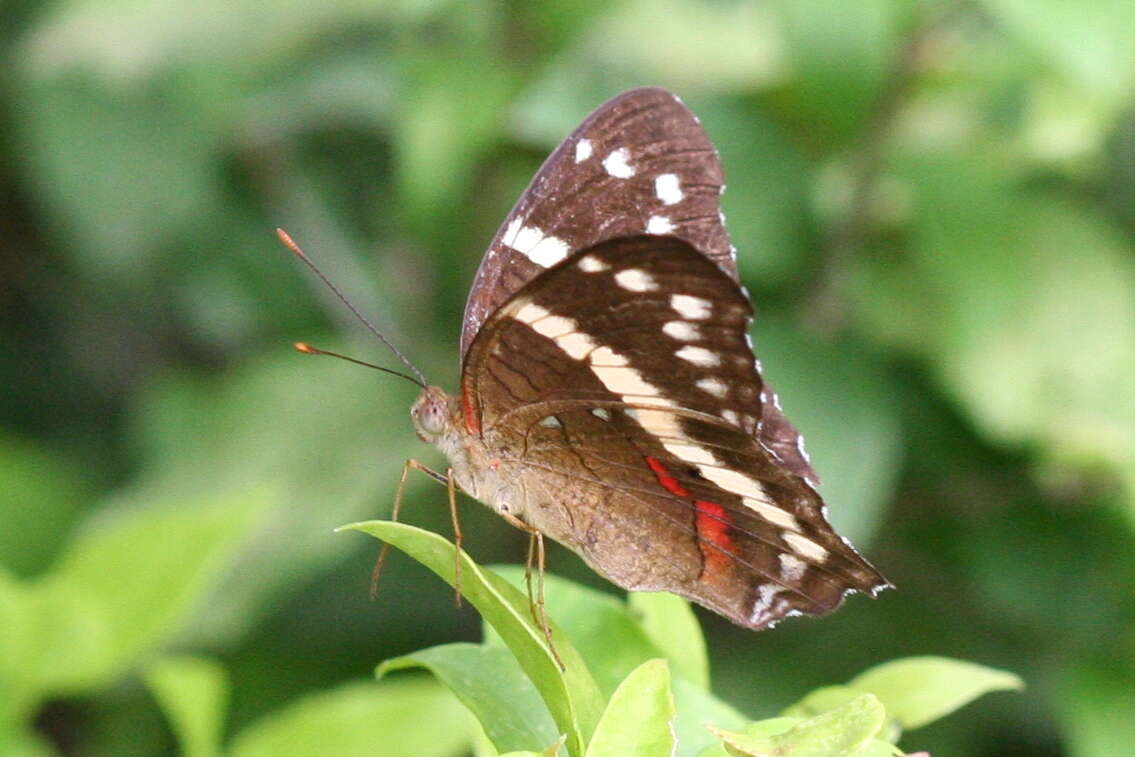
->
404;87;890;630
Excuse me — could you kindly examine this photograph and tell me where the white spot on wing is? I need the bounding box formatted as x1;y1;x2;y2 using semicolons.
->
539;415;562;429
796;435;812;462
511;301;595;359
590;345;628;366
663;441;716;466
779;553;807;582
662;321;700;341
591;408;610;421
698;465;766;500
614;268;658;292
695;377;728;398
750;584;783;625
574;138;592;163
501;219;570;267
671;294;712;320
721;409;740;426
634;407;682;437
676;345;720;367
556;332;596;360
743;498;799;530
602;147;635;179
655;173;683;205
784;533;828;562
646;215;674;234
592;365;658;398
578;254;608;273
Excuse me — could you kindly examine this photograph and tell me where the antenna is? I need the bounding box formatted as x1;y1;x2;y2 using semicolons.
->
294;342;424;388
278;228;429;388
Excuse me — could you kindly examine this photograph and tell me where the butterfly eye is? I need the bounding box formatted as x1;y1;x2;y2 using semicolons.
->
411;391;448;439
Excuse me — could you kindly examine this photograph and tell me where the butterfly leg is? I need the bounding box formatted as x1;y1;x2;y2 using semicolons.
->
499;510;563;670
371;458;457;600
446;467;464;607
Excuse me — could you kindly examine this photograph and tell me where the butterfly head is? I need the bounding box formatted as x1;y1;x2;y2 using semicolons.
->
410;385;457;444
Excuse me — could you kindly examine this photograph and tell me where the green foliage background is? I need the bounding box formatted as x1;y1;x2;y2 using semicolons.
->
2;0;1134;754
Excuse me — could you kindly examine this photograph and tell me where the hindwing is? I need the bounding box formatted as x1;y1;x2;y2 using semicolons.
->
460;235;888;627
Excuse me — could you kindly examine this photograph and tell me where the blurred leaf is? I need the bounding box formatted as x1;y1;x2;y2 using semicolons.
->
491;568;748;757
628;593;709;689
341;521;604;757
594;0;783;92
855;152;1135;512
229;678;472;757
753;319;902;545
848;656;1023;730
0;728;58;757
981;0;1135;105
17;489;268;697
12;74;222;279
514;1;782;149
768;0;909;145
697;98;813;284
393;51;519;248
0;435;85;577
708;694;888;757
18;0;427;82
1057;662;1135;757
378;643;558;754
124;349;422;644
145;656;229;757
584;659;675;757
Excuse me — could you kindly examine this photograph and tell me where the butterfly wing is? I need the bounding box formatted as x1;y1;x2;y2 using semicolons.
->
461;87;734;357
461;236;888;629
462;87;820;485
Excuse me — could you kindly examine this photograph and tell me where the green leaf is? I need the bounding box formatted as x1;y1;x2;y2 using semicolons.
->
487;567;656;698
230;678;472;757
378;643;558;754
0;728;57;757
341;521;604;757
490;567;749;757
7;490;266;700
585;659;675;757
0;434;85;577
144;656;229;757
125;347;424;645
849;656;1023;730
628;593;708;689
708;694;887;757
1057;662;1135;757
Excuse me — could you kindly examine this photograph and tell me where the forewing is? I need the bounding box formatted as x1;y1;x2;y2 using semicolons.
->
461;87;734;359
461;86;819;482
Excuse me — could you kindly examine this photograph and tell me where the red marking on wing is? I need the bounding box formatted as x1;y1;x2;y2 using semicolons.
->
460;383;480;434
693;500;733;575
645;456;689;496
644;456;735;578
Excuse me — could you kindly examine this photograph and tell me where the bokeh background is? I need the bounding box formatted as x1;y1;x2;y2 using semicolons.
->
3;1;1135;755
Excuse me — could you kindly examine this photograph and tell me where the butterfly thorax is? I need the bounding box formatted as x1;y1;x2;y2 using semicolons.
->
410;385;533;524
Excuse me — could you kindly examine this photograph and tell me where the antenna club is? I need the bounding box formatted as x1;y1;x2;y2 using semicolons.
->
276;228;308;261
294;342;317;354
